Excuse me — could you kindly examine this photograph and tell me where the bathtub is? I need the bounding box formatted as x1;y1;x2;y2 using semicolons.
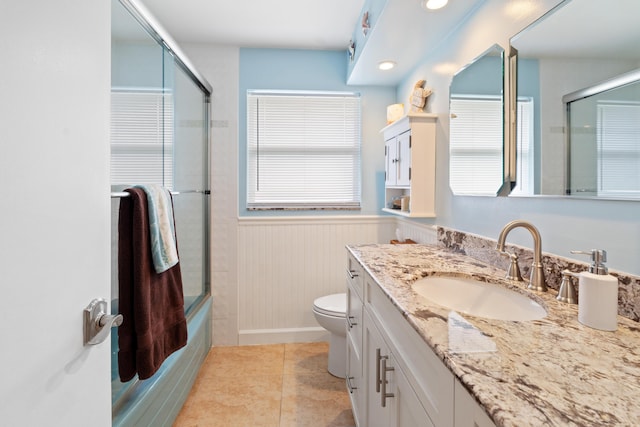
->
111;296;212;427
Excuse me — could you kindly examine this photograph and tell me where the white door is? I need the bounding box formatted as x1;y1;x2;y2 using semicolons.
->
0;1;112;426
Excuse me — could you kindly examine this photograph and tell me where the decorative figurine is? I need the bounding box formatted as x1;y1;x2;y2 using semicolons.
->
409;79;433;112
362;11;370;36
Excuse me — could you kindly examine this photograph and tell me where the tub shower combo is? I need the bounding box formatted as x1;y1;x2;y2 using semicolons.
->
110;0;212;425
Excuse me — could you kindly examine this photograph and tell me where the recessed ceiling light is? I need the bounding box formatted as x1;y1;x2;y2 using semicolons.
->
378;61;396;71
422;0;448;10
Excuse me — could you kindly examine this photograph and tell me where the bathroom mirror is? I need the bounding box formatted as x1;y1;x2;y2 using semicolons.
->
449;44;506;196
510;0;640;199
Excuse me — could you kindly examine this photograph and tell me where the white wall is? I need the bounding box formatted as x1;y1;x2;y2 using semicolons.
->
398;0;640;276
183;45;400;345
183;0;640;346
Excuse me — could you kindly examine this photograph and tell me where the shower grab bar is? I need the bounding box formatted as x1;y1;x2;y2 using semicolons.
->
111;190;210;198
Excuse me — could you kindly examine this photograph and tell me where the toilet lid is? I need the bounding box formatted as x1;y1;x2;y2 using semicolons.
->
313;293;346;317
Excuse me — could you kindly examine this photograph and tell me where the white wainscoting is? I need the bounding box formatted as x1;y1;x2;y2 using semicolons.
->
236;215;438;344
395;217;438;245
237;215;398;344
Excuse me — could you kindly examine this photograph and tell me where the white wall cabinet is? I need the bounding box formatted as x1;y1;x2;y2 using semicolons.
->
346;252;496;427
385;130;412;188
382;113;437;218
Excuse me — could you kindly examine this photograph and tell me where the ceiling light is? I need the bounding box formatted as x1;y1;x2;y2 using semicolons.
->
378;61;396;71
422;0;448;10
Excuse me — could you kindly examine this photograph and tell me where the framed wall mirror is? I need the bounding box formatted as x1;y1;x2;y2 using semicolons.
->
510;0;640;199
449;44;506;196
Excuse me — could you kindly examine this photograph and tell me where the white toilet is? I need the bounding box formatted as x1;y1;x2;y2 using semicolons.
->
312;293;347;378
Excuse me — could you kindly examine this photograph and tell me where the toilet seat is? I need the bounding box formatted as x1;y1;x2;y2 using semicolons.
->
313;293;346;317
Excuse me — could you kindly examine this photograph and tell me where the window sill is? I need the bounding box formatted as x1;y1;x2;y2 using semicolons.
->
247;206;361;212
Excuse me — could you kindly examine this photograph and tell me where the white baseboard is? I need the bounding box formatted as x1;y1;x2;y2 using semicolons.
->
238;327;330;345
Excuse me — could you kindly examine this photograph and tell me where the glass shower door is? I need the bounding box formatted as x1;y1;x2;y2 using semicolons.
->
110;0;210;409
167;57;210;315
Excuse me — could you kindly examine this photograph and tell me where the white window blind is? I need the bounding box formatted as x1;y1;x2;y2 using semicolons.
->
449;96;503;195
597;102;640;198
111;89;174;189
247;91;361;209
512;98;534;195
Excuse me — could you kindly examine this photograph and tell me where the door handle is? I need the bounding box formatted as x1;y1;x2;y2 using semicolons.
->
83;298;123;346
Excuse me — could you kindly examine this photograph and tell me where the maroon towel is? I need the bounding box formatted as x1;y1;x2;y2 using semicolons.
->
117;187;188;382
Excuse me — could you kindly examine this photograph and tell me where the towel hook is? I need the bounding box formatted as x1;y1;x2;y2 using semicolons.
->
83;298;123;346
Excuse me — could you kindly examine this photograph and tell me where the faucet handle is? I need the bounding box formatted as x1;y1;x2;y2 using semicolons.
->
499;251;524;282
557;270;578;304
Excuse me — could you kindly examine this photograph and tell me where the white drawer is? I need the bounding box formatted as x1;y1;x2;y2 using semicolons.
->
347;281;363;357
346;252;364;300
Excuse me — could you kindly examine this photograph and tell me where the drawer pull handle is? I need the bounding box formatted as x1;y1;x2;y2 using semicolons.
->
346;268;359;279
380;356;395;408
375;348;382;393
347;315;358;329
346;376;357;393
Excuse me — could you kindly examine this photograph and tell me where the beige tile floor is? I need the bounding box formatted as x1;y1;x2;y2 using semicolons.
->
173;342;355;427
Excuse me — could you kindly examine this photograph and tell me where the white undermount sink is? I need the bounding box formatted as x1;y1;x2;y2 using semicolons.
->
413;276;547;321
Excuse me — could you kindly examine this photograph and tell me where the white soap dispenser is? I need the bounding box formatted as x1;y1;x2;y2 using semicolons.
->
570;249;619;331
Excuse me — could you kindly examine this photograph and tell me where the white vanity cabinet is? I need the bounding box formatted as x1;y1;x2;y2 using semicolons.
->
382;113;437;218
364;272;454;427
346;253;365;426
364;309;434;427
347;251;496;427
454;380;496;427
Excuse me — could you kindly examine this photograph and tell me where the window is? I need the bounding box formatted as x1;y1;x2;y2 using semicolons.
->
110;89;174;189
449;96;503;195
246;91;361;209
597;101;640;198
512;98;534;195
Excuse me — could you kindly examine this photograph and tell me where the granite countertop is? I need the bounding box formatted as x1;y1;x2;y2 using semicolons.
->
347;243;640;427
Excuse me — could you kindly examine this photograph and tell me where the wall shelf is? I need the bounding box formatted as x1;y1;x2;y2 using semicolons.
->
382;113;437;218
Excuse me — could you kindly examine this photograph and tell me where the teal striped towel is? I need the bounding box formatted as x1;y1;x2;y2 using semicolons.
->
136;184;179;273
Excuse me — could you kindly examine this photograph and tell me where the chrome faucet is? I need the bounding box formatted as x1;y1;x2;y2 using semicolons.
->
496;220;547;292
